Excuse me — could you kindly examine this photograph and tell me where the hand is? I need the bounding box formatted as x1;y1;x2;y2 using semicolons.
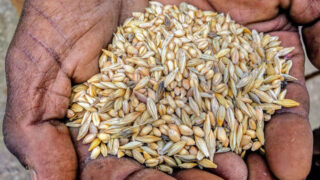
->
4;0;317;179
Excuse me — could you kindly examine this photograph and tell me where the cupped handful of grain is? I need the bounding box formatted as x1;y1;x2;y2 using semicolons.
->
66;1;299;174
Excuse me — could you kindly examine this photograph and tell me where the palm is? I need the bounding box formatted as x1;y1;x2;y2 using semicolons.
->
70;0;313;179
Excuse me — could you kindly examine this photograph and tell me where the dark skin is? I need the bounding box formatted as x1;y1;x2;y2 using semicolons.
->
3;0;319;179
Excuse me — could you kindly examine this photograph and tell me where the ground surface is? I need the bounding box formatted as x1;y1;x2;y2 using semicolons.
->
0;0;319;179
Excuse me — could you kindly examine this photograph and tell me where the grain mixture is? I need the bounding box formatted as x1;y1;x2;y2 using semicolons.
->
66;1;299;174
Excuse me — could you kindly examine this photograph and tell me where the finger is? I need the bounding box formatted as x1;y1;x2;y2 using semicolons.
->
303;21;320;69
175;169;223;180
288;0;320;69
3;119;77;179
126;169;175;180
210;152;248;180
264;32;313;180
287;0;320;24
80;157;145;180
246;14;295;33
265;113;313;180
246;153;274;180
207;0;279;25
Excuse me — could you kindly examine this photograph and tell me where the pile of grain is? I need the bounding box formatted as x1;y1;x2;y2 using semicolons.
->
66;1;299;174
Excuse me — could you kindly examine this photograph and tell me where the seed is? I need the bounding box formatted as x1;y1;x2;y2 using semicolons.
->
160;156;175;167
167;141;186;156
195;136;209;157
147;98;158;120
164;68;178;87
217;106;226;126
132;149;145;164
100;143;108;157
96;132;108;141
118;150;125;158
168;129;181;142
82;134;96;144
153;127;162;137
240;135;251;147
179;163;197;169
198;158;217;168
158;165;173;174
274;99;299;107
135;135;161;143
146;158;159;165
134;77;150;91
243;142;253;150
140;125;153;136
179;125;193;136
89;139;101;151
193;126;204;137
90;146;101;159
141;146;158;156
143;151;152;160
188;97;200;116
217;127;228;147
189;146;198;155
181;136;196;146
251;141;262;151
206;130;216;161
246;130;256;138
120;141;142;150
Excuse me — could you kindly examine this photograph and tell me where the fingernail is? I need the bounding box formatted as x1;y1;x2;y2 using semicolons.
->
30;169;38;180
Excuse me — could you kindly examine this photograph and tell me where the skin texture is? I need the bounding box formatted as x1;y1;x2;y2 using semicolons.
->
246;153;274;180
3;0;319;179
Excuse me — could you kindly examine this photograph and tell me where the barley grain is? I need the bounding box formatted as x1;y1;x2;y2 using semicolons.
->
67;1;298;174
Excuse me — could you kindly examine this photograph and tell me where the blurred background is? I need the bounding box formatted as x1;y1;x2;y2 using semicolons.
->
0;0;319;179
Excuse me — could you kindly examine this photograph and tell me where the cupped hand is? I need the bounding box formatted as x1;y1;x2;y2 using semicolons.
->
4;0;318;179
